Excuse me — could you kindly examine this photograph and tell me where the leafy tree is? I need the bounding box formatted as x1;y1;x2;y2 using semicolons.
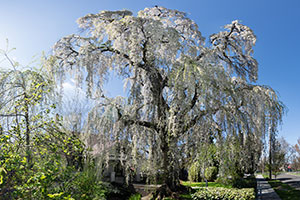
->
190;139;218;185
0;48;54;169
272;138;285;177
277;137;295;170
50;6;284;197
0;49;100;199
265;136;286;179
292;138;300;170
217;129;263;181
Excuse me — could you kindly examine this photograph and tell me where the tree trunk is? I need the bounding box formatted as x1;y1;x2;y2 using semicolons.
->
24;93;31;169
269;131;272;180
153;131;181;199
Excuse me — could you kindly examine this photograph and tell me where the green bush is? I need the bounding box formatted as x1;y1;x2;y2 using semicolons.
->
128;193;141;200
58;165;109;200
188;162;202;182
204;167;218;182
215;177;232;186
192;187;255;200
231;175;257;190
0;131;111;200
215;175;257;191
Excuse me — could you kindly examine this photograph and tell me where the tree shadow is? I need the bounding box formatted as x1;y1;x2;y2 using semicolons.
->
276;177;292;181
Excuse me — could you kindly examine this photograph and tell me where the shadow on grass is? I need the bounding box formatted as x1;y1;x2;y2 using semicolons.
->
268;179;300;200
276;178;293;181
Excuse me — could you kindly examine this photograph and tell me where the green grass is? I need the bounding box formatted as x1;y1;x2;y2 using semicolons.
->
181;181;232;188
262;173;273;179
267;179;300;200
159;179;256;200
162;181;232;200
163;194;192;200
287;172;300;176
179;193;192;199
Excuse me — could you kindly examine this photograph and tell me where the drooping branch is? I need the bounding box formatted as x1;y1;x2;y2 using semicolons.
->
210;20;258;81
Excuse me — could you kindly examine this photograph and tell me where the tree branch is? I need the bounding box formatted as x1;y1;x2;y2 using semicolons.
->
0;114;25;117
115;105;158;132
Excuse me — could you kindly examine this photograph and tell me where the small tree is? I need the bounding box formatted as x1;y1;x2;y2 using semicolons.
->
0;49;56;197
277;137;295;171
292;138;300;170
0;49;53;168
271;138;285;178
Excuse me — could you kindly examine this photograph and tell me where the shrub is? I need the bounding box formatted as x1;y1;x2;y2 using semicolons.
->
216;175;257;191
215;177;232;186
231;175;257;190
60;166;109;200
106;182;136;200
192;187;255;200
128;193;141;200
204;167;218;182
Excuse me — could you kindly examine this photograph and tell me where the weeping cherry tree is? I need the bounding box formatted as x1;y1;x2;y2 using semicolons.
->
50;6;284;196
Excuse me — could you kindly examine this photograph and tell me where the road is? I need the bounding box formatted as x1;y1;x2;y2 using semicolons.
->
276;173;300;190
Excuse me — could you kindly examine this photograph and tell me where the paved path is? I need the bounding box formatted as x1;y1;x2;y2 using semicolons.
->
276;173;300;190
256;174;281;200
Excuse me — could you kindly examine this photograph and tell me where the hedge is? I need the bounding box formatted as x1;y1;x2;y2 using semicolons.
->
192;187;255;200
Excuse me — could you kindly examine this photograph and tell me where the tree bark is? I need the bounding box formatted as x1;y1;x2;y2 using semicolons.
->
159;130;180;190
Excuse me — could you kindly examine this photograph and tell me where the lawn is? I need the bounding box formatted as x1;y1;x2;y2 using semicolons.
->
267;179;300;200
181;181;232;188
131;179;256;200
160;181;233;200
262;172;300;199
287;171;300;176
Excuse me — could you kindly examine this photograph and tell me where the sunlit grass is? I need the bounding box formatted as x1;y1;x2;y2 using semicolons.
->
162;180;254;200
268;179;300;200
287;171;300;176
181;181;232;188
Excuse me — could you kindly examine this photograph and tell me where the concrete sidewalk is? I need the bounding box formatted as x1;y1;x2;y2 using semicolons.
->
256;174;281;200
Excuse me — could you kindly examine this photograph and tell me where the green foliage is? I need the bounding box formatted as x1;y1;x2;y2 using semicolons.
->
0;63;109;199
189;143;219;183
270;138;286;176
60;165;109;200
230;176;257;189
0;136;110;199
204;167;218;182
188;162;202;182
191;187;255;200
215;175;257;190
128;193;142;200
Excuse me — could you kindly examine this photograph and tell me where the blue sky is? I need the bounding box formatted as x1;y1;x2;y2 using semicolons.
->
0;0;299;145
